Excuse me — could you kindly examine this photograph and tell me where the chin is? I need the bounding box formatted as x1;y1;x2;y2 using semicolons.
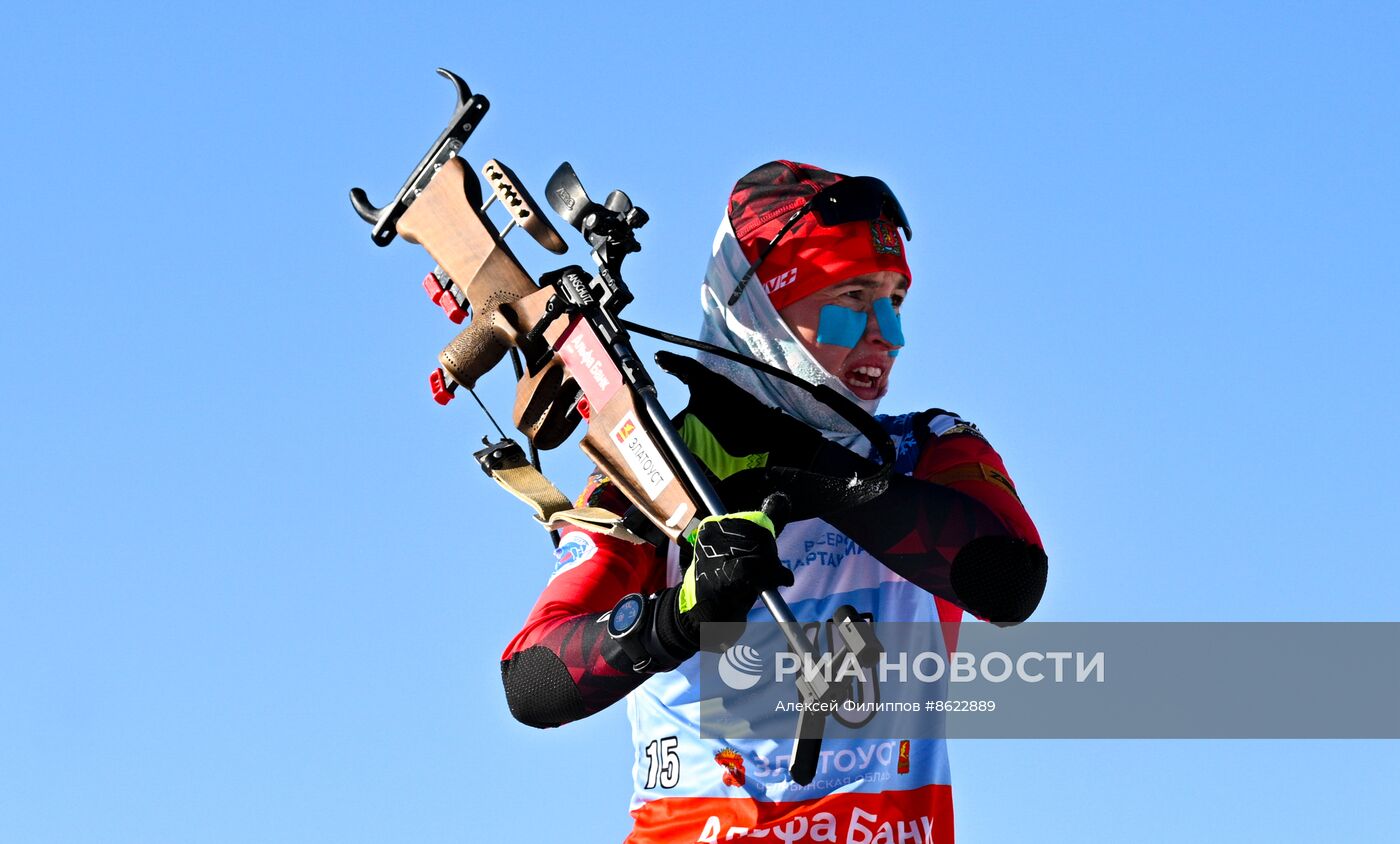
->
841;377;890;402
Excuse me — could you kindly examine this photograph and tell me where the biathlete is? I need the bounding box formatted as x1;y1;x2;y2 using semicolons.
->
500;161;1048;843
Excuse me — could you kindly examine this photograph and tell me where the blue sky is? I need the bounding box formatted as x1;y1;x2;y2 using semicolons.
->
3;2;1397;841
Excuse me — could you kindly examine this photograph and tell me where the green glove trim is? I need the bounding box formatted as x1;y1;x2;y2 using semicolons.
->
678;511;777;615
679;566;698;614
679;414;768;481
696;510;777;534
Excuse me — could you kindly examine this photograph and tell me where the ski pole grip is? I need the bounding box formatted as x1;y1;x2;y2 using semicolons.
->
438;292;520;391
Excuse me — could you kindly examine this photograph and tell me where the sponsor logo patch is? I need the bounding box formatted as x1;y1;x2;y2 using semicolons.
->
556;319;623;408
549;532;597;581
761;267;798;295
609;414;673;500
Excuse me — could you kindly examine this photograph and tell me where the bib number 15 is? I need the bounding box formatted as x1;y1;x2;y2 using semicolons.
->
643;736;680;789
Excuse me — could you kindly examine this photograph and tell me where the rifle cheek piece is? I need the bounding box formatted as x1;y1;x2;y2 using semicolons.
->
512;359;583;452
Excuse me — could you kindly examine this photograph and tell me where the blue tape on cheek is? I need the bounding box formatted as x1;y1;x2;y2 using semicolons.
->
873;297;905;351
816;304;866;349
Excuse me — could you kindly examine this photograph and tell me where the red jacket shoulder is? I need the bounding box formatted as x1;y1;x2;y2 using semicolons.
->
913;412;1042;547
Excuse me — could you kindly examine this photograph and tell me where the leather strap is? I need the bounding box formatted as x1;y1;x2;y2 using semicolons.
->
485;462;646;544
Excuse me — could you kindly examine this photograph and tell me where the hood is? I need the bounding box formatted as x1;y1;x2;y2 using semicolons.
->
695;214;881;454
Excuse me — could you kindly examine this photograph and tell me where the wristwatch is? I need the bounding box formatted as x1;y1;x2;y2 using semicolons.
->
607;592;655;672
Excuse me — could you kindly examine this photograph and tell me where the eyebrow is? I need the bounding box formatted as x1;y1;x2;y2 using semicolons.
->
834;279;911;293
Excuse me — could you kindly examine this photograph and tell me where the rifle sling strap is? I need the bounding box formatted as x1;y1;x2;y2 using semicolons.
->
485;461;647;544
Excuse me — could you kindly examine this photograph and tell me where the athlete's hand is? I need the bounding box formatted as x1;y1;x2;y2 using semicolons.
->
675;513;794;651
660;351;886;522
659;351;831;471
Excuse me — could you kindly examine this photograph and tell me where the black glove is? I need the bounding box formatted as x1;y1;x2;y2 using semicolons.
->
656;354;1046;625
667;513;794;652
658;351;882;517
660;351;835;471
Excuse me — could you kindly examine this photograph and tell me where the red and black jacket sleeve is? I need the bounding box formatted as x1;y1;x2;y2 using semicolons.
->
823;413;1047;625
498;478;669;728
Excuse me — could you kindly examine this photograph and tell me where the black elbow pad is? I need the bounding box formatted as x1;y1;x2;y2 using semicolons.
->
950;536;1049;626
500;646;588;728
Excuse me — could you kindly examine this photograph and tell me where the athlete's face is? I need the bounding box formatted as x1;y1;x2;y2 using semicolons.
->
776;271;908;402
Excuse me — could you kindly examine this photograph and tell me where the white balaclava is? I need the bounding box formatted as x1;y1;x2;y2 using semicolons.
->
696;215;881;455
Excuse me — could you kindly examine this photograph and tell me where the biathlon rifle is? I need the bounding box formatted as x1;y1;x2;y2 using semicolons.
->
350;69;894;785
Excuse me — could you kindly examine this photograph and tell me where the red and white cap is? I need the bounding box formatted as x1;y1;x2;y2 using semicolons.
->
727;160;911;311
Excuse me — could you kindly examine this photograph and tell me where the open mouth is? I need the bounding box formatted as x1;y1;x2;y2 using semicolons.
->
841;362;888;399
846;365;884;390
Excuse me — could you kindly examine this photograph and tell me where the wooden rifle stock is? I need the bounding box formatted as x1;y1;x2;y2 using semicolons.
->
397;157;539;389
394;156;699;540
